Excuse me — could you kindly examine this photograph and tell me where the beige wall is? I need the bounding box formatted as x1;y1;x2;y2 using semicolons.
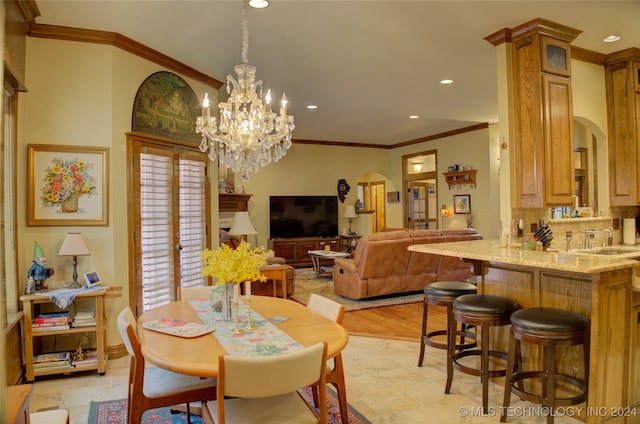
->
19;37;219;346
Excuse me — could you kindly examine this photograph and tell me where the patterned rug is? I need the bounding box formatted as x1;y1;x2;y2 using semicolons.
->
290;267;423;311
88;386;370;424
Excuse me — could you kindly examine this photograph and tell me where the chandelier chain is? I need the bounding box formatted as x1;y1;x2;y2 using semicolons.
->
241;0;249;65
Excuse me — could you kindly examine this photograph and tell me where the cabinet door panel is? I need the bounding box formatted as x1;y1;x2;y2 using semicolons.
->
543;73;574;204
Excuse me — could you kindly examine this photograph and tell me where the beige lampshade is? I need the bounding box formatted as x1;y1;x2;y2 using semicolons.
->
343;205;358;219
58;232;91;256
228;211;257;236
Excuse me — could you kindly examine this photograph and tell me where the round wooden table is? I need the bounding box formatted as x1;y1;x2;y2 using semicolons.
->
138;296;349;378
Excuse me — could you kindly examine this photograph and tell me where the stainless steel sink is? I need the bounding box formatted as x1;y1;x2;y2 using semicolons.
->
585;246;640;256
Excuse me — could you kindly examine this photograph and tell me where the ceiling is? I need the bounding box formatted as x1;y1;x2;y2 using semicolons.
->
33;1;640;146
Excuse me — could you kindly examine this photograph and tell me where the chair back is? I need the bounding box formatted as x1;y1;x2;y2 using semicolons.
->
307;294;345;324
117;306;140;358
179;285;215;301
219;342;327;399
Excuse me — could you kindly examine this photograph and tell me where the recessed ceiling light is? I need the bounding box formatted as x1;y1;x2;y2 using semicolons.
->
249;0;269;8
602;35;621;43
409;115;419;119
306;104;318;110
440;79;454;85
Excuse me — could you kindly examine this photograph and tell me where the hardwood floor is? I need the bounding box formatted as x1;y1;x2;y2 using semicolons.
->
341;301;447;342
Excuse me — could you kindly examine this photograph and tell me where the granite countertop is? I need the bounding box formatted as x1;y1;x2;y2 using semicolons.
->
408;239;639;274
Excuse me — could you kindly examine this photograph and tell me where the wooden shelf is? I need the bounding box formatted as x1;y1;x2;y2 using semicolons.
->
219;193;252;212
21;288;108;381
443;170;477;190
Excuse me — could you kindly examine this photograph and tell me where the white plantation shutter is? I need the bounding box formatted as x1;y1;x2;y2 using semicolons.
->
178;156;208;290
129;137;211;315
139;151;175;312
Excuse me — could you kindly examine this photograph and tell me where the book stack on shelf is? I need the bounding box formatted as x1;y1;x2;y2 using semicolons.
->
72;309;96;328
72;349;100;368
33;352;72;372
32;312;70;332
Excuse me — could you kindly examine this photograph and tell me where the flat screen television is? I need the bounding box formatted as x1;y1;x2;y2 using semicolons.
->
269;195;339;239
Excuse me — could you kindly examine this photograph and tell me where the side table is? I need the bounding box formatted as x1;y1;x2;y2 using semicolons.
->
259;264;290;299
340;234;361;256
307;250;350;276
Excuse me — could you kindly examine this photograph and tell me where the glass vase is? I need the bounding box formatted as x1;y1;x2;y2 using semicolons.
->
220;283;235;321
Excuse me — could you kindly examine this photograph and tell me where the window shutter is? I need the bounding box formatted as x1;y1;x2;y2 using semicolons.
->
139;151;176;312
178;154;208;290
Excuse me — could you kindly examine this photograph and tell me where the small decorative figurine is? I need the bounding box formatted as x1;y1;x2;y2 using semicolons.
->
27;241;54;291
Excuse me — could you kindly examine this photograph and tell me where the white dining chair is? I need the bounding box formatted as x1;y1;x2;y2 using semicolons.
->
117;307;217;424
179;285;216;301
202;342;328;424
306;294;348;424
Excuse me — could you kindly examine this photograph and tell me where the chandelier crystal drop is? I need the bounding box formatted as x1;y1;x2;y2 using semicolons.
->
196;0;294;181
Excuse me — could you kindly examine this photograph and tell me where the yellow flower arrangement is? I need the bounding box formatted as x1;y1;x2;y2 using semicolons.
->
201;241;270;285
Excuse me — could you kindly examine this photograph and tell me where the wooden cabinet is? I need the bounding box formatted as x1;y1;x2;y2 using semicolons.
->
605;49;640;206
510;19;580;207
268;237;342;268
443;170;476;190
630;289;640;411
21;288;108;381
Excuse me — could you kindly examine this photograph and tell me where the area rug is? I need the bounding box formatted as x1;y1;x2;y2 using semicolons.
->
88;386;370;424
291;267;423;311
87;398;202;424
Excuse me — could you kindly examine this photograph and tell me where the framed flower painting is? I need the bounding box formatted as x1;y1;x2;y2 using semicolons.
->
27;144;109;226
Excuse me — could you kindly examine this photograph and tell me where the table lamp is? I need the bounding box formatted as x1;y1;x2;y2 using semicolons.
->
58;232;91;288
343;205;358;235
440;204;450;229
228;211;257;244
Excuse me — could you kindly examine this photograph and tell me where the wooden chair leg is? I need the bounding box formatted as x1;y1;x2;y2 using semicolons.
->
445;313;456;394
481;322;490;414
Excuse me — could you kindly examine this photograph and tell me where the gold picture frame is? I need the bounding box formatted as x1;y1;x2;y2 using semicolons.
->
27;144;109;226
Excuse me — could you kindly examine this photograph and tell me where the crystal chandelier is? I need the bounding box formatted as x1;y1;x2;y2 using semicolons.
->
196;0;295;182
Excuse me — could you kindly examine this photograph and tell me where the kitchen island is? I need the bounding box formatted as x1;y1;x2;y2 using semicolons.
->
409;239;640;424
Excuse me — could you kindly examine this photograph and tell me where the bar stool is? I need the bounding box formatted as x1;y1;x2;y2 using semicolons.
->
447;294;519;413
418;281;477;366
501;307;589;424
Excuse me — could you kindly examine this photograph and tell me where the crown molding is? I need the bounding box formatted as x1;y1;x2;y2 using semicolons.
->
28;23;223;89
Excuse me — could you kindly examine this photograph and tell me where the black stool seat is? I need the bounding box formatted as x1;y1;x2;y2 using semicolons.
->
501;307;590;424
510;307;589;333
424;281;478;299
418;281;477;366
447;294;519;414
453;294;519;315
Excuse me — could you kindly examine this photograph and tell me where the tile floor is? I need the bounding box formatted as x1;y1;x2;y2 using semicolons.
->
30;335;579;424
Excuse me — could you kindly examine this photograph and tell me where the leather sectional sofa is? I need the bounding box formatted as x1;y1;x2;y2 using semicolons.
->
332;228;481;300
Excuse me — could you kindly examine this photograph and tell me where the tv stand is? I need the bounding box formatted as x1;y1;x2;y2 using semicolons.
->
268;237;342;268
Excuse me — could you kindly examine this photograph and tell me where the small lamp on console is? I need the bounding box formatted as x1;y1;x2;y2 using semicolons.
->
343;205;358;235
228;211;257;245
58;232;91;288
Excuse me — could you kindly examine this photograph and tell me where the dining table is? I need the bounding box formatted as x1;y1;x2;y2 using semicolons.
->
137;295;349;378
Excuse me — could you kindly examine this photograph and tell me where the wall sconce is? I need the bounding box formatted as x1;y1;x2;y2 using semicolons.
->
440;204;449;229
412;163;423;173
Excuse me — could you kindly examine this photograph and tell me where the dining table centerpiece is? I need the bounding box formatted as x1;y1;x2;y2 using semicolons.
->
201;241;269;322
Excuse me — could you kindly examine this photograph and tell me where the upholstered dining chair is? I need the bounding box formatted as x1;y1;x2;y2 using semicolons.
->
202;342;328;424
117;307;217;424
306;294;348;424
